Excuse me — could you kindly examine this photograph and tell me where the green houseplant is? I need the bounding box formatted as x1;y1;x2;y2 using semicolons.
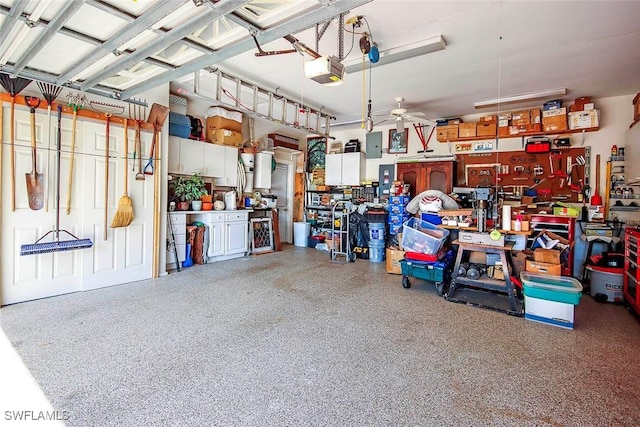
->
171;173;208;210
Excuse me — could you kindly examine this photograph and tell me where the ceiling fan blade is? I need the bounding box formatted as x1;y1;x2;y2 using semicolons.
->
404;115;437;126
404;111;426;117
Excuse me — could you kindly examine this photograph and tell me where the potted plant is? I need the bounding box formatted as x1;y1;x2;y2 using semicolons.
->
171;173;208;210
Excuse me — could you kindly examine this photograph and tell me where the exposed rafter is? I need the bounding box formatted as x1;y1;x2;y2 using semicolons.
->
122;0;372;100
79;0;251;91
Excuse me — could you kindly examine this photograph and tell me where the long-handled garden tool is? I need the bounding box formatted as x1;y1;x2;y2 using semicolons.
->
20;105;93;256
111;113;134;228
65;92;85;215
0;73;33;211
90;100;125;239
144;103;169;175
37;82;63;212
24;96;44;210
130;101;146;181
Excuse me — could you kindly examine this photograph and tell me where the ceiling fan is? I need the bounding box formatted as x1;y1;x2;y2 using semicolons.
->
375;97;436;133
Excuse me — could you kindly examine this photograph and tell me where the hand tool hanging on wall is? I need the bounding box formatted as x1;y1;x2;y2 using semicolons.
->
24;96;44;210
111;113;134;228
66;92;85;215
0;73;32;211
37;82;63;212
89;100;125;238
144;103;170;175
590;154;603;206
131;100;147;181
0;100;3;209
20;105;93;256
167;212;181;272
103;113;112;240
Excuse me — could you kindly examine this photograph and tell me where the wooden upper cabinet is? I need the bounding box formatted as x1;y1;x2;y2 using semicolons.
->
396;161;455;196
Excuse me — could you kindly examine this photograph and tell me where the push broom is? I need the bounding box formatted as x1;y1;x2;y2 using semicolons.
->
21;105;93;256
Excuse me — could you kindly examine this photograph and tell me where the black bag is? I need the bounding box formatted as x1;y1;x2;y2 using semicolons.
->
187;115;205;141
344;139;361;152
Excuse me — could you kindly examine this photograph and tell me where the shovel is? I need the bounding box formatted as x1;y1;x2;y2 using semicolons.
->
25;96;44;210
143;103;170;175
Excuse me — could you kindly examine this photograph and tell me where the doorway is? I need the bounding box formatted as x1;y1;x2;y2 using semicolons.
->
272;161;294;243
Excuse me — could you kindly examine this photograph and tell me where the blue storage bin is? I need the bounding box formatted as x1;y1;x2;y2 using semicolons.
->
169;112;192;138
520;272;583;305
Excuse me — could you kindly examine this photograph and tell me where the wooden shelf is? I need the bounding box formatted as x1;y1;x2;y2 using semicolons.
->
437;126;599;143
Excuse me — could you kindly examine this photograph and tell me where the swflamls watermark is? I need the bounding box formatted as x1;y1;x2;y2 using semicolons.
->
4;410;70;421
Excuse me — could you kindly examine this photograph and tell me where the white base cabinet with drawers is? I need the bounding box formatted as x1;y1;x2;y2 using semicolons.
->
191;211;249;262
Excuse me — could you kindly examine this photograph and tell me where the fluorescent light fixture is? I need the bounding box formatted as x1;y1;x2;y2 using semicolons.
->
474;88;567;109
304;55;345;85
343;35;446;74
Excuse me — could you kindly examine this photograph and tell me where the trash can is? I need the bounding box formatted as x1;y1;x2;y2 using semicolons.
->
294;222;311;247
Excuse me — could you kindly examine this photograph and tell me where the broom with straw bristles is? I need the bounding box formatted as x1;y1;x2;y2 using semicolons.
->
111;117;134;227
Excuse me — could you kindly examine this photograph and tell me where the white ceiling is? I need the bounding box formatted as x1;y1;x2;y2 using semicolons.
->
1;0;639;132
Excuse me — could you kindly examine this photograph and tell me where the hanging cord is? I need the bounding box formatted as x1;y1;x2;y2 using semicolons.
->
361;53;366;128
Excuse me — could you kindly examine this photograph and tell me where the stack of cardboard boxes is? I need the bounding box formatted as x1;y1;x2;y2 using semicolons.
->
525;230;573;276
205;107;243;147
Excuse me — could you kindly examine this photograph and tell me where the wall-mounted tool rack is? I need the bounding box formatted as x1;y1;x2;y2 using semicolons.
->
456;146;590;203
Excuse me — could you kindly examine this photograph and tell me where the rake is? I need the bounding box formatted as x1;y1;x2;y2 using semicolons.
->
37;82;63;211
21;105;93;256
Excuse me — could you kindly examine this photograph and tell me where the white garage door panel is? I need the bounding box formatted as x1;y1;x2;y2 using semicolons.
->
13;229;41;283
91;224;117;273
125;224;146;268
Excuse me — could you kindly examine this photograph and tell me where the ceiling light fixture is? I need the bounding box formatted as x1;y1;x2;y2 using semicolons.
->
343;35;446;74
474;88;567;109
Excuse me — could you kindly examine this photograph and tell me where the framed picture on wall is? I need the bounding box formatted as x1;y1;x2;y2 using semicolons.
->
389;128;408;154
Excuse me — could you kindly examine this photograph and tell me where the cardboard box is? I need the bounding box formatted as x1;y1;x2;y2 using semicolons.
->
499;123;542;137
530;108;541;124
476;122;497;137
542;107;567;117
207;128;243;146
543;114;569;132
206;115;242;133
511;110;531;126
543;100;562;111
468;251;486;264
498;119;510;127
386;248;406;274
524;295;575;329
534;248;561;264
498;113;512;120
480;115;498;122
569;110;599;129
436;124;459;142
458;122;477;138
526;260;562;276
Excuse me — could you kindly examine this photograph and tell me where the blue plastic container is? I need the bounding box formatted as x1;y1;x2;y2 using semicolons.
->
520;272;583;305
169;112;192;138
369;245;384;262
369;222;385;243
421;212;442;225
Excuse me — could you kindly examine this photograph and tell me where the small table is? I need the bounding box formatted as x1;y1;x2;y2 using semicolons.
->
446;240;521;315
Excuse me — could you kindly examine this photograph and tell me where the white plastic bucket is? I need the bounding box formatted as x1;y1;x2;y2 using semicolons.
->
587;266;624;302
294;222;311;247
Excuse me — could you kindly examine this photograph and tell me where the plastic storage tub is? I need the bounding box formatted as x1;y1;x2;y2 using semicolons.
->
169;112;192;138
520;272;583;305
401;217;449;255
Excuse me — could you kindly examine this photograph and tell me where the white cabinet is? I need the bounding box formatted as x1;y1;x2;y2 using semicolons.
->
253;152;273;189
325;152;364;186
166;212;186;270
213;146;238;187
168;136;228;178
191;210;248;261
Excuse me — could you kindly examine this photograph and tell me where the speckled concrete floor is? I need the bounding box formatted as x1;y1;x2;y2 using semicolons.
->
1;245;639;426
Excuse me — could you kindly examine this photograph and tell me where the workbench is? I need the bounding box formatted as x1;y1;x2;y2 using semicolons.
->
446;240;523;315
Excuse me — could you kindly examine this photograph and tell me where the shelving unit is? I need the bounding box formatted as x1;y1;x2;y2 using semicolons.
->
624;228;640;314
306;188;351;234
528;214;576;277
436;126;599;143
606;156;640;220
